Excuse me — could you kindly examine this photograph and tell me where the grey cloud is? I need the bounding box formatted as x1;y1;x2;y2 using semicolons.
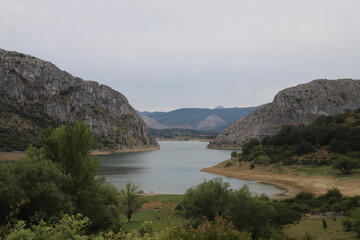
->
1;0;360;111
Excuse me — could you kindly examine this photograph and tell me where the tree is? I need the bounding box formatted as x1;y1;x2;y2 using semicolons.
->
0;164;25;225
181;178;232;222
228;186;277;239
242;139;260;154
231;151;238;158
43;122;98;195
43;122;122;231
332;155;360;174
11;157;74;221
119;181;144;222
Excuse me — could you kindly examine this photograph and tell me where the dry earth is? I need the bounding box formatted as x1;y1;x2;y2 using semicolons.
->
202;162;360;199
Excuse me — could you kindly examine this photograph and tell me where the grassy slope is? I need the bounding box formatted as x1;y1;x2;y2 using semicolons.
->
284;217;358;240
121;194;185;233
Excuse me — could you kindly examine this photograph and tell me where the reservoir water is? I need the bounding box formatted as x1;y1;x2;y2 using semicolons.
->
98;141;284;196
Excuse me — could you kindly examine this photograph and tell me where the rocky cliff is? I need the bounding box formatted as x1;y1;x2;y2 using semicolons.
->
0;48;159;151
208;79;360;149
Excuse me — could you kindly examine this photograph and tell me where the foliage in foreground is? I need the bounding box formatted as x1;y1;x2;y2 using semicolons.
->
179;178;300;239
0;122;121;232
2;214;254;240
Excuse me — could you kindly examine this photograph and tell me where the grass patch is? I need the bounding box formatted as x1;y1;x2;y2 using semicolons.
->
284;217;358;240
121;194;185;233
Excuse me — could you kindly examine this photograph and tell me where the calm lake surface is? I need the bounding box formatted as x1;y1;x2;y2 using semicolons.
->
98;141;284;196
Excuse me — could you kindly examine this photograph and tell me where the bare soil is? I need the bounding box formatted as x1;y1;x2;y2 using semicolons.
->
202;162;360;199
0;151;24;161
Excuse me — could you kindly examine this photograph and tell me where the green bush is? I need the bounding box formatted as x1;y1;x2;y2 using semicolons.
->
225;162;233;167
342;218;353;232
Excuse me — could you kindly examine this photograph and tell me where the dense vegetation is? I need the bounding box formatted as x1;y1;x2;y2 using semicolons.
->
150;128;218;140
178;178;301;239
0;101;59;151
0;122;121;233
240;109;360;172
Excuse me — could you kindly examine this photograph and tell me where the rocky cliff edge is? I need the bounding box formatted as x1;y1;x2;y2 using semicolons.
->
0;48;159;151
208;79;360;149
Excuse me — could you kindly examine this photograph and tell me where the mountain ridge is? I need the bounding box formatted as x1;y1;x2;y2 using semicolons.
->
0;48;159;151
139;106;258;131
208;79;360;149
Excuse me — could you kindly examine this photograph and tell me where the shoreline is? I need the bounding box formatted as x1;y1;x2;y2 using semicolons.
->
92;145;160;155
0;145;160;161
201;162;360;199
157;138;211;143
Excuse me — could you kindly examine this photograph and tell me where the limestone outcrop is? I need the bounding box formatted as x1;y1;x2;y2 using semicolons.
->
208;79;360;149
0;48;159;151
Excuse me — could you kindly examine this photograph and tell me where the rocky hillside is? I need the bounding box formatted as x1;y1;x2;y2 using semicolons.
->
0;48;159;151
208;79;360;149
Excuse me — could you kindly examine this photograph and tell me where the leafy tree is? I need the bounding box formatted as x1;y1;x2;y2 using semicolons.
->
11;157;74;222
242;139;260;154
43;122;98;196
332;155;360;174
42;122;121;231
228;186;277;239
230;151;238;158
181;178;232;221
0;164;25;225
294;140;315;155
119;181;144;222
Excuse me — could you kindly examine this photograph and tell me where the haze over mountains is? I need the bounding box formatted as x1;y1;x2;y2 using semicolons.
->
139;106;258;132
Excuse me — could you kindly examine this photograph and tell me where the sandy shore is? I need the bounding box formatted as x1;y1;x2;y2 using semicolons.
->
202;162;360;199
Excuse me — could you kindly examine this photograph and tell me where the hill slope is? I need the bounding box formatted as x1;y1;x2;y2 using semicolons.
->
0;49;159;151
140;107;257;131
208;79;360;149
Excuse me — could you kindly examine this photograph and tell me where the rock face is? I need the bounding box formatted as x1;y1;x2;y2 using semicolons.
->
0;48;159;151
208;79;360;149
196;114;227;130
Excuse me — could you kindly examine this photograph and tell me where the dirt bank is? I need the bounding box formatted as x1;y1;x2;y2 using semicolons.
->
0;145;160;161
202;162;360;199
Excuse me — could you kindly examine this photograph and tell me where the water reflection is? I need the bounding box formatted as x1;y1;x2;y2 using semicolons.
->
97;141;284;196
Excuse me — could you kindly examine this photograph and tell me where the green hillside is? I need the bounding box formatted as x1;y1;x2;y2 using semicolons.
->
240;109;360;166
0;101;59;151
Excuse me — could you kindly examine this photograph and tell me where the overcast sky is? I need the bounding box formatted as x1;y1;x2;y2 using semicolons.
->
1;0;360;111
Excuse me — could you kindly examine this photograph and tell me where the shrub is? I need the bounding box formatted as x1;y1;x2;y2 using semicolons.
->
181;178;232;221
332;155;360;174
322;219;328;229
342;218;353;232
225;162;233;167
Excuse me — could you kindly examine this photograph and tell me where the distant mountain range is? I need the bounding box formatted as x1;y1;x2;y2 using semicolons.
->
138;107;258;132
